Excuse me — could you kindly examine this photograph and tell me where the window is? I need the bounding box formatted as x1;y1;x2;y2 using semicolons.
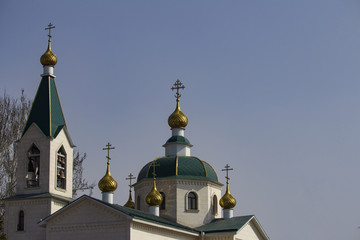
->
17;210;24;231
26;145;40;187
137;196;141;210
188;192;197;210
160;192;165;210
212;195;218;215
56;146;66;189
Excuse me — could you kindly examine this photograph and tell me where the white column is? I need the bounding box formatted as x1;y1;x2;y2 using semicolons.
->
41;66;55;77
102;192;114;204
172;128;184;136
223;209;233;219
149;206;160;216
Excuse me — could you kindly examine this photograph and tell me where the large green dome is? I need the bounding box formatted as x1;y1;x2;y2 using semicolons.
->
137;156;219;182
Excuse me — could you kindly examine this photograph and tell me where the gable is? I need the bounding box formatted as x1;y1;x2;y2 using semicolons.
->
44;197;131;240
46;197;129;226
235;219;268;240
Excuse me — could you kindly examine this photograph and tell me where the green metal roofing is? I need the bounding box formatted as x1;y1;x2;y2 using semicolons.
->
137;156;218;182
39;195;197;234
23;76;66;137
195;215;254;233
164;136;191;145
95;197;198;233
4;192;72;203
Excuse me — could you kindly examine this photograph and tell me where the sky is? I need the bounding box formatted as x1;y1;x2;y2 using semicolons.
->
1;1;360;239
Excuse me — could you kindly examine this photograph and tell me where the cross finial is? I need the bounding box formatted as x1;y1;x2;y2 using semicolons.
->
171;79;185;101
102;142;115;163
222;164;234;184
45;23;55;42
126;173;136;189
149;160;160;179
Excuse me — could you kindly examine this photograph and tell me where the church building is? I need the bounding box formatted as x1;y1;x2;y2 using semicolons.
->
4;24;270;240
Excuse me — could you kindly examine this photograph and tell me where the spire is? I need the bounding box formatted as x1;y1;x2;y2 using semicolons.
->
124;173;136;209
220;164;236;219
23;25;66;138
98;143;117;203
40;23;57;67
168;80;188;129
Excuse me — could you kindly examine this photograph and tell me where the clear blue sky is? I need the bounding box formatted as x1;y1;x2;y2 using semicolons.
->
1;1;360;239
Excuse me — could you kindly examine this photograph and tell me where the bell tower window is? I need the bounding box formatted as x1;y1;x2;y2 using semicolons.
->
160;192;166;210
137;196;141;210
17;210;24;231
212;195;218;215
26;145;40;188
56;146;66;189
188;192;198;210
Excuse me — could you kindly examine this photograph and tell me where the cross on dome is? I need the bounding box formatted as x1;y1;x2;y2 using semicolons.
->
102;142;115;163
126;173;136;188
149;161;160;179
171;79;185;101
222;164;234;184
45;23;55;42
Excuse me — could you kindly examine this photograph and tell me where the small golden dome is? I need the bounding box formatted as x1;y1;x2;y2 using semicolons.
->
98;163;117;193
124;191;135;209
220;183;236;209
145;179;163;206
168;100;188;129
40;42;57;66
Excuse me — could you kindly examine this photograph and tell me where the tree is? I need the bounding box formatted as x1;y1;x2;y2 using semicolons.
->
0;90;94;238
73;151;95;197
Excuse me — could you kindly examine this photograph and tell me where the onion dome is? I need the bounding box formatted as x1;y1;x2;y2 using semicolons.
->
124;191;135;209
40;41;57;66
98;162;117;193
137;156;218;183
220;183;236;209
168;100;188;129
145;179;163;206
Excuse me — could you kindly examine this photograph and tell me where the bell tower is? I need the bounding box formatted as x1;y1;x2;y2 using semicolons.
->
4;24;74;240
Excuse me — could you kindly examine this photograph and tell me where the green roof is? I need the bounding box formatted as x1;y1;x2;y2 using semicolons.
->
164;136;191;145
4;192;72;203
137;156;218;182
23;76;66;137
195;215;254;233
94;197;198;233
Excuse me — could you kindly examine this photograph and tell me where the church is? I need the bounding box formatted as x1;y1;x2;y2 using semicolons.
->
4;24;270;240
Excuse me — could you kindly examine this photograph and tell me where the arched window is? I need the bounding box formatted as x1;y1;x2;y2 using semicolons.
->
56;146;66;189
26;145;40;187
188;192;197;210
137;196;141;210
160;192;165;210
17;210;24;231
212;195;218;215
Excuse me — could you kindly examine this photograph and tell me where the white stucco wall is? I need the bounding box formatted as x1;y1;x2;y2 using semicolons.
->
4;198;51;240
134;178;222;228
16;125;73;199
45;198;131;240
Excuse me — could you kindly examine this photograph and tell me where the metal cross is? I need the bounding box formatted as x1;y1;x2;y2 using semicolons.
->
45;23;55;42
222;164;234;183
149;160;160;179
126;173;136;188
102;142;115;163
171;79;185;100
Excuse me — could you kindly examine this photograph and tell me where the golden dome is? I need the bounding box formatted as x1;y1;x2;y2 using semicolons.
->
168;100;188;129
40;42;57;66
220;183;236;209
98;162;117;193
124;191;135;209
145;179;163;206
